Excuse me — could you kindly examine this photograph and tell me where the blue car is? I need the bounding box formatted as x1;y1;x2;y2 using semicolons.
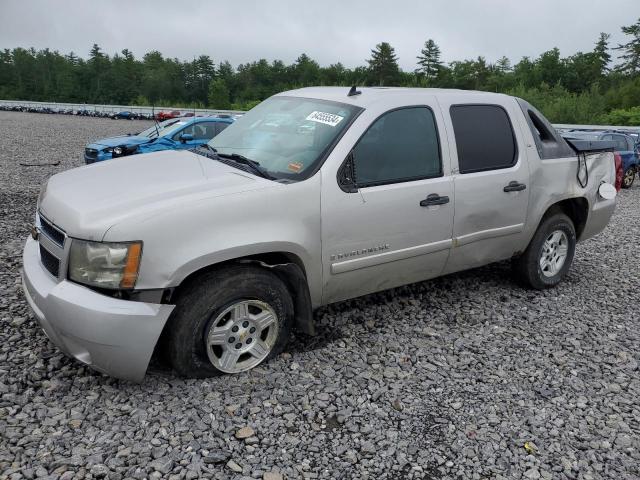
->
111;111;134;120
562;130;639;188
84;116;234;164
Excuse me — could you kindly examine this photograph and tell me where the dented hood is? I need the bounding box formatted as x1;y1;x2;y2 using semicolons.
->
39;150;273;240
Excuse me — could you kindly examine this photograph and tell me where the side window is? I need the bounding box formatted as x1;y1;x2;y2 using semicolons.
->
612;135;628;152
173;125;194;141
352;107;441;187
215;122;230;135
450;105;517;174
193;122;216;140
627;137;635;151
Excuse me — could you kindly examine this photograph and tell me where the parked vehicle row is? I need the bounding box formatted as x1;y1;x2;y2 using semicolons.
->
84;115;234;163
0;104;219;120
0;104;154;119
22;87;618;382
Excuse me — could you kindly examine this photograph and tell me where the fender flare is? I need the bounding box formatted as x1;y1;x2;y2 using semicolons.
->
238;259;315;336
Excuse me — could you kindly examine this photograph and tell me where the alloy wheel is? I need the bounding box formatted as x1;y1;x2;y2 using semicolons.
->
204;300;279;373
539;230;569;278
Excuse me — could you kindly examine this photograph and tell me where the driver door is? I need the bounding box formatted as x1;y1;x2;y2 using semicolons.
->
321;103;454;304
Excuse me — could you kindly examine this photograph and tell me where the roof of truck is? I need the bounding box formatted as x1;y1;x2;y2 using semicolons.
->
277;86;511;107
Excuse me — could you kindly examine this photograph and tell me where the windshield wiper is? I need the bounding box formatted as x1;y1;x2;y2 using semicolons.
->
216;152;275;180
197;144;218;155
192;146;275;180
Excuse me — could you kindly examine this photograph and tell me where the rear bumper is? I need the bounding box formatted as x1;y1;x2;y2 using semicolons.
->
21;237;174;382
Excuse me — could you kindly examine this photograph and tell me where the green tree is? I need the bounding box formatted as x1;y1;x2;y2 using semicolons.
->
616;18;640;74
367;42;400;86
208;78;230;109
416;39;442;83
594;32;611;75
292;53;320;86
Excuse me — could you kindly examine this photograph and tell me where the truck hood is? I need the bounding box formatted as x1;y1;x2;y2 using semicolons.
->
39;150;273;240
89;135;151;149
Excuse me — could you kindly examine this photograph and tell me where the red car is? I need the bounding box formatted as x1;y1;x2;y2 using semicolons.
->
155;110;181;121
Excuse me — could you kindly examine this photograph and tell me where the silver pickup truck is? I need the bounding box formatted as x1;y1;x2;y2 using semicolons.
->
22;87;617;381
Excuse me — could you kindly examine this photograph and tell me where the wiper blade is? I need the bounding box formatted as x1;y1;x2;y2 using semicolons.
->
198;144;218;154
191;144;218;159
216;152;275;180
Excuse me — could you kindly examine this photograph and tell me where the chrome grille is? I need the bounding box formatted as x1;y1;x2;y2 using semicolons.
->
39;215;65;247
39;244;60;277
37;212;67;281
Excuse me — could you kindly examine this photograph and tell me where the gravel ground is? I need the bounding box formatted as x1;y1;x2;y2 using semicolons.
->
1;111;639;480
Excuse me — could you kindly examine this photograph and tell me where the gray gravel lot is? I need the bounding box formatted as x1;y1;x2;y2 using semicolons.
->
0;111;639;480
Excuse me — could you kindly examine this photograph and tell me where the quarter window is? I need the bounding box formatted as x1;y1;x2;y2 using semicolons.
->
450;105;517;174
352;107;441;187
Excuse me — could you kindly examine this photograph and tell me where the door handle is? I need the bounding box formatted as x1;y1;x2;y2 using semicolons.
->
420;193;450;207
503;181;527;192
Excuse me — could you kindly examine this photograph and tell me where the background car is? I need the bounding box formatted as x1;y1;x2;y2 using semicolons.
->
84;116;233;164
110;111;134;120
155;110;182;121
562;130;639;188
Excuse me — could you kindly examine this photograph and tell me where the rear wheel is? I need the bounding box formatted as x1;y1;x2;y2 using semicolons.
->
166;265;294;377
622;167;635;189
512;213;576;289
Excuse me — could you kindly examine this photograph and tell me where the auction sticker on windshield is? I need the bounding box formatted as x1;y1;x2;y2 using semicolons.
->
306;111;344;127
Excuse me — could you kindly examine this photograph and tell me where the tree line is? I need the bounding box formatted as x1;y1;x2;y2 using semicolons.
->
1;18;640;124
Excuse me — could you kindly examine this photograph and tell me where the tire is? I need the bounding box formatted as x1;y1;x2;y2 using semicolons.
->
166;265;294;378
512;212;576;290
621;167;635;189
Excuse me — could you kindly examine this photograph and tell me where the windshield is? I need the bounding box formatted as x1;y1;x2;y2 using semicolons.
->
138;119;182;138
209;96;362;180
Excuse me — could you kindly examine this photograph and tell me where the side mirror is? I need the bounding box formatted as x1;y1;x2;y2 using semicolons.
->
179;133;194;143
338;151;358;193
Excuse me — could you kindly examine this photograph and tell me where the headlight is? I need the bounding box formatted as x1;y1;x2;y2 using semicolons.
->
113;146;123;155
69;240;142;289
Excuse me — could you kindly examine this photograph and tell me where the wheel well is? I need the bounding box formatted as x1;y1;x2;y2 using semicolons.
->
168;252;314;335
543;198;589;240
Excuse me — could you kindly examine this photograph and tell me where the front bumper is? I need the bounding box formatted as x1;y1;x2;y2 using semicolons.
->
21;237;174;382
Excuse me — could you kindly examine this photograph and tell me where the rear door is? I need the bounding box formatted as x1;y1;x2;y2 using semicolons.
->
438;100;531;274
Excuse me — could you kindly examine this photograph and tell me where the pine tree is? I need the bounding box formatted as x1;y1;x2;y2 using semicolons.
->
616;18;640;74
594;33;611;75
496;56;512;74
367;42;400;86
416;39;442;82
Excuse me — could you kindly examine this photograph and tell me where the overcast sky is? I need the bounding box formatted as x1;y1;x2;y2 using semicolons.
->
0;0;636;70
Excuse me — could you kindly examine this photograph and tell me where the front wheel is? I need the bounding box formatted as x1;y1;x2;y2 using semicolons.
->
512;213;576;290
622;167;635;189
166;265;294;377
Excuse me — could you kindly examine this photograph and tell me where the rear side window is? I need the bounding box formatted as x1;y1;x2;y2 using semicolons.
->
450;105;517;174
352;107;441;187
515;98;575;159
